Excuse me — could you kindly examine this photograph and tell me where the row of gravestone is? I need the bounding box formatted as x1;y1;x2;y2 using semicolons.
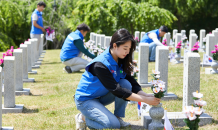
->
90;33;112;48
0;34;45;130
137;44;212;128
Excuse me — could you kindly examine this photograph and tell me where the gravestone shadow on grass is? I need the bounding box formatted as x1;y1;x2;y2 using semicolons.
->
22;107;39;113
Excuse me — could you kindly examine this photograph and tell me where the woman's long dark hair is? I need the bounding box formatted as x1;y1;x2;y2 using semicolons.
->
109;28;136;75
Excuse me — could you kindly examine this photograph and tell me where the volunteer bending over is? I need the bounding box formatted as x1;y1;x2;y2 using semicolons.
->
140;25;172;62
74;28;160;130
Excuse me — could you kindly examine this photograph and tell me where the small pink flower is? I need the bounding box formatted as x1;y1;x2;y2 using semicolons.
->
216;48;218;51
211;50;216;53
215;45;218;48
17;48;20;49
209;32;212;34
11;46;14;49
191;48;198;51
0;59;3;64
163;39;167;42
176;46;181;49
21;43;24;44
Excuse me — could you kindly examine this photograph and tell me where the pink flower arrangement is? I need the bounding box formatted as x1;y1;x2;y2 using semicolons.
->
0;59;4;68
211;45;218;60
134;37;140;46
0;46;14;68
191;42;200;53
162;39;167;46
46;27;55;36
176;41;182;54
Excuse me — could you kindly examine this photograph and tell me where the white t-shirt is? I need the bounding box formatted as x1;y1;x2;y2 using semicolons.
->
32;14;38;21
148;33;164;46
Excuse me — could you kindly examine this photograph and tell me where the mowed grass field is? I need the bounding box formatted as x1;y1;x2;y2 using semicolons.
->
1;49;218;130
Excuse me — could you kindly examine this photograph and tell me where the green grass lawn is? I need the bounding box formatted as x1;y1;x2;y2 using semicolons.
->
2;49;218;130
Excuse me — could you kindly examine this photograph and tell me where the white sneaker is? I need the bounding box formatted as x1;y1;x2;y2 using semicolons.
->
75;113;86;130
117;117;131;127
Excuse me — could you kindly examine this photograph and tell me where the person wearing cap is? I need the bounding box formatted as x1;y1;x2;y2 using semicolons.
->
140;25;172;62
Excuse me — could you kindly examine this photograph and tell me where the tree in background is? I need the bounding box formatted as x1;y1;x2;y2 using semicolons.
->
72;0;177;41
0;0;177;50
145;0;218;36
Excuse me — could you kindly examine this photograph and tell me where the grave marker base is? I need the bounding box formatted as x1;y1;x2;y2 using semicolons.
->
200;63;211;67
28;70;37;74
141;112;212;129
205;68;218;74
168;56;184;60
2;127;14;130
2;104;24;114
162;92;178;100
38;59;43;61
35;61;42;65
32;65;40;69
139;82;152;88
2;85;30;96
15;88;30;96
40;56;44;58
23;78;35;83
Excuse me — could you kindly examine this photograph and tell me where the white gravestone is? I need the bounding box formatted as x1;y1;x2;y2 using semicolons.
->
20;44;35;83
2;56;24;114
206;34;215;57
100;34;105;48
140;32;145;41
155;46;177;100
138;43;152;87
172;29;178;40
13;49;30;95
175;33;182;48
104;36;111;48
189;34;197;51
183;52;200;108
200;29;206;48
24;41;37;74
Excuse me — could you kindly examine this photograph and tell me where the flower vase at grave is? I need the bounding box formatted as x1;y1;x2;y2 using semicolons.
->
211;60;218;74
175;53;181;64
148;103;164;130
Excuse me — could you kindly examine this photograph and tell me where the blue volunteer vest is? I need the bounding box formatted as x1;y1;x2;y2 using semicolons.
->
75;48;126;101
30;9;44;34
140;29;161;44
60;30;84;61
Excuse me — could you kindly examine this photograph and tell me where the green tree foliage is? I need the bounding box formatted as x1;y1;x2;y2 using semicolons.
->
0;0;177;51
0;0;23;50
72;0;177;40
145;0;218;36
109;1;177;34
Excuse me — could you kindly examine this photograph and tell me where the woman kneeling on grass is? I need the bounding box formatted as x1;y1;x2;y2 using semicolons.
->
74;28;160;130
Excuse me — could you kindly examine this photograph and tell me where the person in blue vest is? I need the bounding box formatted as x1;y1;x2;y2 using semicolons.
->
60;23;96;73
30;1;46;51
140;25;172;62
74;28;160;130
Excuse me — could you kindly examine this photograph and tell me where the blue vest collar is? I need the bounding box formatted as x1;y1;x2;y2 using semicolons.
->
74;30;84;40
156;29;161;39
104;48;118;66
34;9;42;16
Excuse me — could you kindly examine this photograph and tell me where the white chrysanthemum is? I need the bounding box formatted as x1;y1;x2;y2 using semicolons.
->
193;91;203;99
